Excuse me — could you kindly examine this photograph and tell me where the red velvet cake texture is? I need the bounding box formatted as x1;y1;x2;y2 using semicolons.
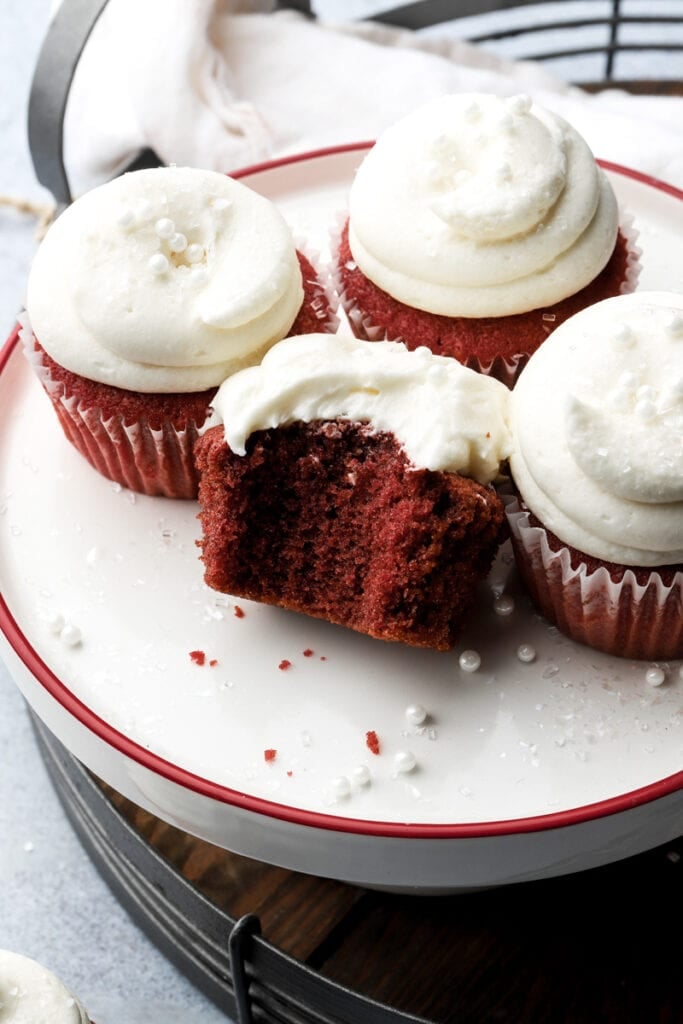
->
195;420;507;651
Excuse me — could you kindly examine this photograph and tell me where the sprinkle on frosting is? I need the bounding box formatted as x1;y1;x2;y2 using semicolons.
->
211;334;513;484
348;93;618;317
27;167;304;393
511;292;683;566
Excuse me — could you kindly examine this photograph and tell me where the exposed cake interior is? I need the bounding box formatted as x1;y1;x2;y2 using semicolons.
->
195;334;513;651
196;420;507;650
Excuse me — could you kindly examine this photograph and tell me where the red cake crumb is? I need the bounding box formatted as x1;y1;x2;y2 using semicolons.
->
303;649;314;657
279;659;292;671
338;220;631;385
366;730;381;756
286;770;293;777
195;420;507;651
234;606;245;618
264;748;277;762
189;650;206;666
209;659;218;667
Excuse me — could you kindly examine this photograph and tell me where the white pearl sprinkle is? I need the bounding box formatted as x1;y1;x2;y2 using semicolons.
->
635;398;657;421
459;649;481;673
186;243;204;264
46;611;65;634
405;703;427;726
612;324;634;346
607;389;631;413
517;643;537;663
330;776;351;799
645;666;666;687
149;254;169;275
155;217;175;239
116;209;134;228
351;765;371;787
494;594;515;616
60;623;82;647
394;750;416;774
168;232;187;253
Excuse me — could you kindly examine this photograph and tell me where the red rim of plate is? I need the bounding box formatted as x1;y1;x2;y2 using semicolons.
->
1;146;682;841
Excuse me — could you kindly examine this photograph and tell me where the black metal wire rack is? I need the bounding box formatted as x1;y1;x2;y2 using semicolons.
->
281;0;683;84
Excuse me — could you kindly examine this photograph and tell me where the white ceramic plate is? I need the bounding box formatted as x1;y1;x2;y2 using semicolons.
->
0;146;681;892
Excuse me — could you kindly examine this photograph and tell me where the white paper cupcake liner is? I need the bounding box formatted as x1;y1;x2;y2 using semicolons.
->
22;321;206;499
506;496;683;661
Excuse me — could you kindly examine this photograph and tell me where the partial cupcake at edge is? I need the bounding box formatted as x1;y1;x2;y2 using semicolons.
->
195;334;513;652
507;291;683;662
336;92;640;387
22;165;337;499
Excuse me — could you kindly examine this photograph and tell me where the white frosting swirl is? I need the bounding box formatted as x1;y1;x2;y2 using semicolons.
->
511;292;683;566
27;167;304;393
348;93;618;317
0;951;89;1023
212;334;513;484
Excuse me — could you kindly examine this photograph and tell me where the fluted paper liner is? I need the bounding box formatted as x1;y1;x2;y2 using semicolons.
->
506;497;683;661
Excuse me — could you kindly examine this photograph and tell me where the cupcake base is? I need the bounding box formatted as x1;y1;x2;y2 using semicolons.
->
336;220;640;388
506;498;683;661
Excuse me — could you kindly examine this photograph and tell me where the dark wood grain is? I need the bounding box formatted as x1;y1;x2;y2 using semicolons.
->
103;785;682;1024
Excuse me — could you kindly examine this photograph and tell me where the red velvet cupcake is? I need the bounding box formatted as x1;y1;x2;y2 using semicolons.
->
25;167;336;499
195;333;513;651
508;292;683;661
336;93;639;388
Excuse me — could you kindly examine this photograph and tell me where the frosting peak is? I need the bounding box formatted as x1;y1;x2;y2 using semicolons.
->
211;334;513;484
348;93;618;317
511;292;683;566
27;167;304;393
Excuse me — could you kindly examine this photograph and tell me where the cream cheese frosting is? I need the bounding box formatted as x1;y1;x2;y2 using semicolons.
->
0;951;89;1023
510;292;683;566
348;93;619;317
27;167;304;393
212;333;513;484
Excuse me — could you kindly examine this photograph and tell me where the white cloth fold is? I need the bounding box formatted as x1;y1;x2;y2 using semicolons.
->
60;0;683;196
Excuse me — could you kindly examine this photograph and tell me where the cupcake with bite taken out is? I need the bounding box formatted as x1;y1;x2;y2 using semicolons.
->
337;92;639;387
24;166;336;499
507;291;683;661
195;333;512;651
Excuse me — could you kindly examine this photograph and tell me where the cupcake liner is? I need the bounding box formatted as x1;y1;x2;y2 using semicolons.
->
505;496;683;661
21;319;207;499
331;212;641;390
292;239;340;336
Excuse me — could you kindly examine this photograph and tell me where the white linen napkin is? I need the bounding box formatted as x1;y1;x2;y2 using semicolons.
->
59;0;683;196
